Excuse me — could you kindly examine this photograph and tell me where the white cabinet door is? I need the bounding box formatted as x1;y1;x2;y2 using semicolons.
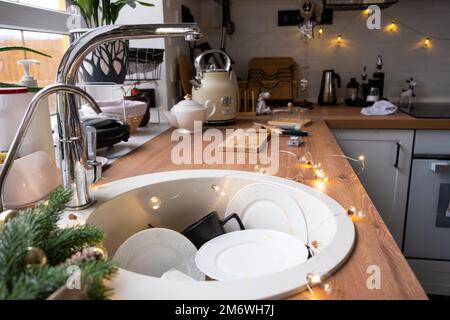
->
332;129;414;247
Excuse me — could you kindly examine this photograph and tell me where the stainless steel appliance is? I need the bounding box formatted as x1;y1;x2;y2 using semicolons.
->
404;130;450;295
318;69;341;105
0;24;202;212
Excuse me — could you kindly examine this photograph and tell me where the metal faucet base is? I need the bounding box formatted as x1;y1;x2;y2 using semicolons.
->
66;199;97;211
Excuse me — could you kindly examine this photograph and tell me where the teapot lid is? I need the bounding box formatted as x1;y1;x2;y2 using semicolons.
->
172;95;205;112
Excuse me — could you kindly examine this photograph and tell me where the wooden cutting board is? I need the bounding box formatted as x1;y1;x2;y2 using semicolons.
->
268;118;312;128
218;128;271;153
178;54;195;95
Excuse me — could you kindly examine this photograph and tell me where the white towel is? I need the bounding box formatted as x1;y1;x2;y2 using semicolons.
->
361;100;398;116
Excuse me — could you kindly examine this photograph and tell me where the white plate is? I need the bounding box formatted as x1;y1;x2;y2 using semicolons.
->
161;269;196;282
196;230;309;281
225;183;308;243
114;228;205;281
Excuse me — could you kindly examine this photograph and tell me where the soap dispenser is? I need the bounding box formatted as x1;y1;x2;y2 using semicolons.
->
17;60;40;87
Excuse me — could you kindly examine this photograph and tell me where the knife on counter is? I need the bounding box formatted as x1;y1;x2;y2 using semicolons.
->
253;123;309;137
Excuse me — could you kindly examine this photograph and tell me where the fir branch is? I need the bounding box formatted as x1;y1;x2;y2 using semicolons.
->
44;225;105;265
0;188;73;284
80;260;118;300
0;213;37;285
3;266;67;300
0;188;117;300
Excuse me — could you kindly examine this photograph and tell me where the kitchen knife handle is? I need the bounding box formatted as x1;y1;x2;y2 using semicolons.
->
283;129;309;137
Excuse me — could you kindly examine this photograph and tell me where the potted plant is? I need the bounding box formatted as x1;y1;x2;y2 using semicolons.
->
0;46;51;91
69;0;154;84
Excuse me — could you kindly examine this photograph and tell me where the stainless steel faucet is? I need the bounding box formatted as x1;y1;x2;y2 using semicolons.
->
0;23;202;212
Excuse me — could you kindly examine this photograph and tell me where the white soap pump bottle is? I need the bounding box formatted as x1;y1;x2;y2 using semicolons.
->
17;59;40;87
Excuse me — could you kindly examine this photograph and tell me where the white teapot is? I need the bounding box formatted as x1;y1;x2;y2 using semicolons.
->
160;95;215;133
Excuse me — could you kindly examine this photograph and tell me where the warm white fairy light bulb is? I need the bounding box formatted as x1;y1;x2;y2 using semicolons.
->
318;26;324;36
347;205;357;216
254;165;267;174
149;196;162;210
388;20;397;32
323;281;333;295
357;210;367;220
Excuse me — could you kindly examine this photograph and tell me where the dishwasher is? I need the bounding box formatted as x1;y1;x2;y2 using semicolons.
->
404;130;450;295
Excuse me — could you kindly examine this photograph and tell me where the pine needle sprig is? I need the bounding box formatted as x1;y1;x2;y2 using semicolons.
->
44;225;105;265
4;266;67;300
79;260;118;300
0;187;118;300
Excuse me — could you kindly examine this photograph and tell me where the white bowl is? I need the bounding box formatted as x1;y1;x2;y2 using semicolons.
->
1;151;61;209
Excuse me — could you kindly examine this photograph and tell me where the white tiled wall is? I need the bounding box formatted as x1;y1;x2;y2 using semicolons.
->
199;0;450;102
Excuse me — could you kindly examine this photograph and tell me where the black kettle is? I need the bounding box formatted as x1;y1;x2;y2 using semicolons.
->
318;69;341;105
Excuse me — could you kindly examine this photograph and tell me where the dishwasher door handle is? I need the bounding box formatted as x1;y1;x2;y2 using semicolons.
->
431;161;450;173
394;142;401;168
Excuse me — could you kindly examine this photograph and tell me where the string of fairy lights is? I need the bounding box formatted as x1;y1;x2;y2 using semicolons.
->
249;142;368;297
316;8;450;48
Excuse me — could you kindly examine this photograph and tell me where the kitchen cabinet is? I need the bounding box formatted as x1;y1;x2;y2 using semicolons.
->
404;130;450;295
332;129;414;246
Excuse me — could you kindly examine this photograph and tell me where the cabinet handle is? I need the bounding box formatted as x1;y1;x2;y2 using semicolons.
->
394;142;401;168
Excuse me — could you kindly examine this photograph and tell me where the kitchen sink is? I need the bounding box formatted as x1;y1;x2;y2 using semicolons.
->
64;170;355;300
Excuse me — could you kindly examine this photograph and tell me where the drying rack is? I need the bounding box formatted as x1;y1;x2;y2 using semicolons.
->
76;82;161;124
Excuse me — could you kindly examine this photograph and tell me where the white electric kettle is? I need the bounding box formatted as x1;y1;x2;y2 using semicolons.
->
191;50;238;124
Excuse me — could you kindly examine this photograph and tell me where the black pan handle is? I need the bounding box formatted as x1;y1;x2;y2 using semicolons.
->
394;142;401;168
221;213;246;230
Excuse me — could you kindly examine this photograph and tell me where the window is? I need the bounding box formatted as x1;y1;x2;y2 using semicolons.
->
12;0;67;11
0;0;71;87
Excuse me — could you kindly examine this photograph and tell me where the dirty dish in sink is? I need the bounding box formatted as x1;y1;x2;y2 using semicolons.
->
225;183;308;243
182;211;245;249
114;228;205;281
195;229;309;281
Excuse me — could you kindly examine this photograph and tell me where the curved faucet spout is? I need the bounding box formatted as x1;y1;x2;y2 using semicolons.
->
49;23;202;210
57;23;202;84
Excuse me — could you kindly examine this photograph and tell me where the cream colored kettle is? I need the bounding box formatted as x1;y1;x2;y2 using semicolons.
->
191;50;238;124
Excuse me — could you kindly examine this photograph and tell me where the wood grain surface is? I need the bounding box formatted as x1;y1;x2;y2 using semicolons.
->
100;117;428;300
240;105;450;130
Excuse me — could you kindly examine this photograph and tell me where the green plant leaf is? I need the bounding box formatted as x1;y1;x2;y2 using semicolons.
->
137;1;154;7
93;0;100;27
71;0;153;26
0;46;52;58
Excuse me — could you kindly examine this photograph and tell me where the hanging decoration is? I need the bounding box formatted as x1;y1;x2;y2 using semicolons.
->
298;0;323;40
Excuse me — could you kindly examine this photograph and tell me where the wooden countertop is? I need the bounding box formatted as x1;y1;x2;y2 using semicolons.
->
304;105;450;129
101;117;428;300
244;105;450;129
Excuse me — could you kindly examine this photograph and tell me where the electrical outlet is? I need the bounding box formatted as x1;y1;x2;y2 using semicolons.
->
278;10;302;26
